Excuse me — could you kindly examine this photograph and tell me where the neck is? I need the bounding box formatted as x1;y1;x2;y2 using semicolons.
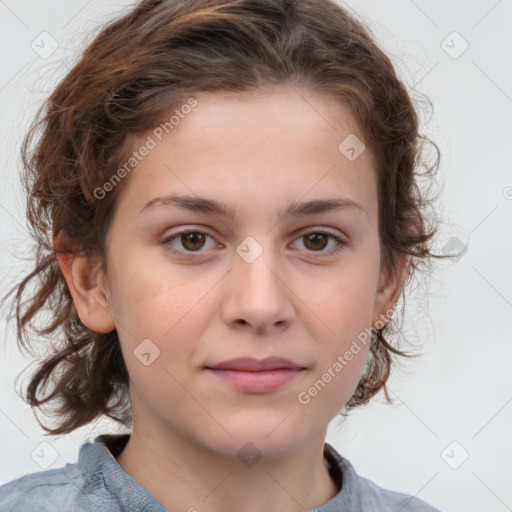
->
115;425;339;512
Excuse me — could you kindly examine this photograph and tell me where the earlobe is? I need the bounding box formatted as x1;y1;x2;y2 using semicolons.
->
55;248;116;334
371;253;410;329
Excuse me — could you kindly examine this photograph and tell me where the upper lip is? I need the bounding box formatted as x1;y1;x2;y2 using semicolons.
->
206;357;304;371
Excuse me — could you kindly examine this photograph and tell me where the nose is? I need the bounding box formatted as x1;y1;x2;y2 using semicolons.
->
221;243;295;335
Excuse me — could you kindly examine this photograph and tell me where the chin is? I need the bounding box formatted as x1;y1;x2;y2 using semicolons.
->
200;418;311;461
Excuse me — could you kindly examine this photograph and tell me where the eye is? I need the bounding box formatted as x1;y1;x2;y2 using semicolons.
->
291;230;346;254
162;229;219;254
161;228;347;256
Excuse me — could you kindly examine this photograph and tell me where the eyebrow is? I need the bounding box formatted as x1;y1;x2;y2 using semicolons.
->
139;194;367;220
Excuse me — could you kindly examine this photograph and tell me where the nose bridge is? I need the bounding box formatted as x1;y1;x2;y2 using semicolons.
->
224;234;293;330
234;234;282;296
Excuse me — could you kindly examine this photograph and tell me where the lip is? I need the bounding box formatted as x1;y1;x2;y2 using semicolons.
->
207;357;304;371
205;357;306;393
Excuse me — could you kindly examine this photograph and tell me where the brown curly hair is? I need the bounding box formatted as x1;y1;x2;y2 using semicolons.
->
2;0;443;435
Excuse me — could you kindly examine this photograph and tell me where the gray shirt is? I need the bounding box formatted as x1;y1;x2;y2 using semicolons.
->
0;434;441;511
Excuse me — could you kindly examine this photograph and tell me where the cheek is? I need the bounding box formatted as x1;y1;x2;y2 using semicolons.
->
107;246;203;336
311;253;380;341
316;278;373;381
300;244;379;405
297;277;373;420
109;256;217;384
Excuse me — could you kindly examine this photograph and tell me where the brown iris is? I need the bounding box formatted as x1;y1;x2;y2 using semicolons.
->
303;233;329;251
180;232;207;251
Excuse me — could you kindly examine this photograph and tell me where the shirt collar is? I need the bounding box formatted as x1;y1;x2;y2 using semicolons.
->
79;434;361;511
79;433;167;511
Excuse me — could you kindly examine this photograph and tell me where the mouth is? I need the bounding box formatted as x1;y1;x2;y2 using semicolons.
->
206;356;305;372
205;357;306;393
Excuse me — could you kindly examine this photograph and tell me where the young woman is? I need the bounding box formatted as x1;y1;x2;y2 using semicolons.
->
0;0;444;510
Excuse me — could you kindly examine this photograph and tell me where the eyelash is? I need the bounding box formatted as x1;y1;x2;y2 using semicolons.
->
161;228;347;257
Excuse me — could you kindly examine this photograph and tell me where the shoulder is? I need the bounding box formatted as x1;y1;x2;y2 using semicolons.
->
0;463;91;512
0;437;113;512
0;434;137;512
323;443;442;512
354;472;442;512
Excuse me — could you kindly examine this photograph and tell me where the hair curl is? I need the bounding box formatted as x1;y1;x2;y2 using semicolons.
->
2;0;444;435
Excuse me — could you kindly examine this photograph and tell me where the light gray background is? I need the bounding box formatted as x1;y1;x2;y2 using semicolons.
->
1;1;511;511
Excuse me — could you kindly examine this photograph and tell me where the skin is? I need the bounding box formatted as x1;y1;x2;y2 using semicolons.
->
56;86;407;512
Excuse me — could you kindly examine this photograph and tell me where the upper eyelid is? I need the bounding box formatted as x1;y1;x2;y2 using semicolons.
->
164;225;345;240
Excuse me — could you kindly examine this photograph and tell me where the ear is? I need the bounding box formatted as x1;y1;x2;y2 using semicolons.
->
54;233;116;334
371;253;410;329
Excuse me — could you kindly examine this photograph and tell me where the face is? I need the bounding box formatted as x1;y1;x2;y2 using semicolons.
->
71;87;401;458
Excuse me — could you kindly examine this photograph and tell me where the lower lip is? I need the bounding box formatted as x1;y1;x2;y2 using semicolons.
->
206;368;303;393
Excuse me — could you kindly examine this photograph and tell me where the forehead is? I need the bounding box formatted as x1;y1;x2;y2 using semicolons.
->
112;86;378;224
180;87;367;153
